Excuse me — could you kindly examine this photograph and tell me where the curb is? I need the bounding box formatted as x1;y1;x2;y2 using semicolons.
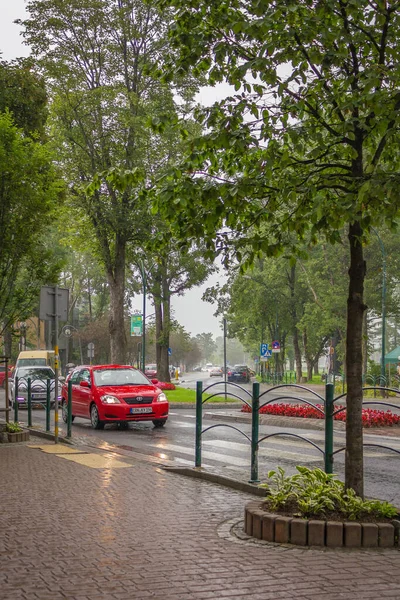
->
26;426;73;445
203;411;346;432
162;466;266;497
169;402;243;409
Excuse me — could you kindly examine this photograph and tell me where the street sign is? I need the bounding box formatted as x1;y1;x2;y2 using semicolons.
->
168;348;172;356
130;314;143;336
260;343;269;357
39;286;69;321
87;342;94;358
260;356;270;362
272;340;281;353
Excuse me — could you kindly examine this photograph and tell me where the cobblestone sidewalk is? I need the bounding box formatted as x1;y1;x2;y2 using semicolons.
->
1;440;400;600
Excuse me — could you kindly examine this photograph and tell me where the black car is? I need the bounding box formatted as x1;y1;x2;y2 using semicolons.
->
227;365;251;383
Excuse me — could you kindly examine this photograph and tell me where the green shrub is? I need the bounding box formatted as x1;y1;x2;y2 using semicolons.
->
260;466;398;520
5;422;23;433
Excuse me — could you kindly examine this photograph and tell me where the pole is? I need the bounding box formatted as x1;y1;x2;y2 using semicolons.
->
223;317;227;401
54;285;59;444
4;357;9;424
14;377;19;422
372;228;386;384
27;378;32;427
195;381;203;467
250;382;260;483
324;383;334;473
67;379;72;438
141;261;146;373
46;379;50;432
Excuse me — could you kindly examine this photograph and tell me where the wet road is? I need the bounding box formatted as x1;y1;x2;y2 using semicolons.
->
2;372;400;505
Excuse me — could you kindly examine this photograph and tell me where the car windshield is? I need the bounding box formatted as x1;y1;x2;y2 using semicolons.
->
93;368;151;387
16;368;54;380
145;364;157;370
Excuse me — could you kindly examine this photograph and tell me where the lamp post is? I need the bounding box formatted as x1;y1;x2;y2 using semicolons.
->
138;261;147;373
243;275;279;375
371;228;386;383
61;325;83;366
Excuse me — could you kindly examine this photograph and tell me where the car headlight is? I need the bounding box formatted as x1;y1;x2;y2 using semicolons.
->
156;392;167;402
100;395;121;404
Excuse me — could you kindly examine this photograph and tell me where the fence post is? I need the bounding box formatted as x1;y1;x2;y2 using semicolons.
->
325;383;334;474
14;377;19;422
46;379;50;432
27;378;32;427
195;381;203;467
250;381;260;483
67;380;72;438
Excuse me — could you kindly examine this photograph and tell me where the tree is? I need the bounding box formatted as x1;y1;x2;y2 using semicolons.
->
154;0;400;496
195;332;217;363
0;112;61;339
130;241;213;381
20;0;185;363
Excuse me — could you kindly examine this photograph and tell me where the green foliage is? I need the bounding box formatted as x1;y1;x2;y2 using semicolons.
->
5;422;23;433
0;112;62;332
260;466;398;520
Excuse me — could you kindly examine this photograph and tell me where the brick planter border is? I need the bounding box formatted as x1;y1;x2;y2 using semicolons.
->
7;430;30;443
244;501;398;548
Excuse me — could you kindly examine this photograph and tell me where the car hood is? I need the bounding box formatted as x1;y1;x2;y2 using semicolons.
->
96;384;160;396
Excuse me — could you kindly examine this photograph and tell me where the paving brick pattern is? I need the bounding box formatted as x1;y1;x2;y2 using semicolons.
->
1;444;400;600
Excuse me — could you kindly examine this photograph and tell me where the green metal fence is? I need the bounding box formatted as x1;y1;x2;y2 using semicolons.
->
12;377;72;440
195;380;400;482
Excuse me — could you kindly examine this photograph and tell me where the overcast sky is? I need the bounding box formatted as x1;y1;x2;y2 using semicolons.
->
1;0;228;339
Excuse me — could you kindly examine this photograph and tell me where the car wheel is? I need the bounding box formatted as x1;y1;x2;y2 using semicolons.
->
90;404;104;430
152;419;166;428
61;400;75;423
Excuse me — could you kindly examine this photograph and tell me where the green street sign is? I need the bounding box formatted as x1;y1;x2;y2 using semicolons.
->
130;314;143;336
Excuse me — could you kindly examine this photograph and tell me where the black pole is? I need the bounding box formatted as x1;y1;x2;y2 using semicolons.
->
223;317;227;400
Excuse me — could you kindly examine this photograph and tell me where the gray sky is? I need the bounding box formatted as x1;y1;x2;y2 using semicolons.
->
0;0;227;339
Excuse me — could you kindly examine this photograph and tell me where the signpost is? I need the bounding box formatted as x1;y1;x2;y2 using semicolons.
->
87;342;94;365
39;285;69;444
260;343;272;362
272;340;281;353
130;314;143;336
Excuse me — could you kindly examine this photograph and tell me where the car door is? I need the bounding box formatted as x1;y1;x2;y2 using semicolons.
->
77;368;92;418
68;369;82;416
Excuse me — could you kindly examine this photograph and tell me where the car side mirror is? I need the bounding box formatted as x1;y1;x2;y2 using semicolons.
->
80;380;90;388
151;378;159;384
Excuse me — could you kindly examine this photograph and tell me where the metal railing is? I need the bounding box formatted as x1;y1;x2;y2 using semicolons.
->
12;378;73;440
195;380;400;483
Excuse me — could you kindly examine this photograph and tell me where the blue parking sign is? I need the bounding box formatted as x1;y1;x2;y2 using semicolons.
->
260;343;269;357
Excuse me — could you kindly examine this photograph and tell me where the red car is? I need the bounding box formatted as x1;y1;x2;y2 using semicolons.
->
0;365;13;388
61;364;169;429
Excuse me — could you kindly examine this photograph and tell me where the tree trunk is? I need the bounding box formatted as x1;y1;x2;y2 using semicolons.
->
314;360;319;376
362;310;368;378
293;327;302;382
345;220;366;497
107;241;127;364
155;298;162;371
158;275;171;382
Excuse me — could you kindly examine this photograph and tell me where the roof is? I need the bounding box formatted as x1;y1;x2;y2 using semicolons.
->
384;347;400;364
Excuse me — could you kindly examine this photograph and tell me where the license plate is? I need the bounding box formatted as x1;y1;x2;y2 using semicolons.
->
130;407;152;414
32;394;46;399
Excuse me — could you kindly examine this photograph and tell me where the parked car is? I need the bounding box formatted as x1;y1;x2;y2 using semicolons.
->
210;367;223;377
227;365;252;383
0;364;13;388
192;366;202;372
144;364;157;378
61;364;169;429
9;366;61;408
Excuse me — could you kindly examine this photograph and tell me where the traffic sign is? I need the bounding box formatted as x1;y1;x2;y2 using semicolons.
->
168;348;172;356
130;314;143;336
272;340;281;353
260;343;269;357
87;342;94;358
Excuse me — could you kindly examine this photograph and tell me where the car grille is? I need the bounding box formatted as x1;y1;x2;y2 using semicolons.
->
124;396;154;405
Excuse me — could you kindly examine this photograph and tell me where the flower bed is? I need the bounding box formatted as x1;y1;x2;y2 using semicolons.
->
244;501;398;548
241;402;400;427
244;467;399;548
156;381;176;390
